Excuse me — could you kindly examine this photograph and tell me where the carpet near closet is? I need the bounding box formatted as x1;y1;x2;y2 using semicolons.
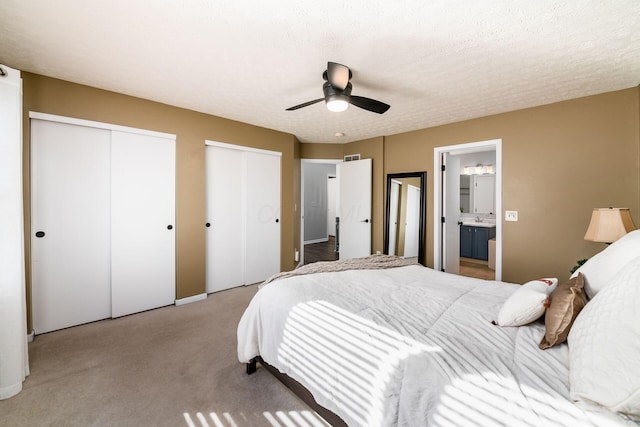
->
0;285;325;427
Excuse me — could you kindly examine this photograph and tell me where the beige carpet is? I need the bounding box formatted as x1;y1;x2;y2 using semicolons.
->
0;285;325;427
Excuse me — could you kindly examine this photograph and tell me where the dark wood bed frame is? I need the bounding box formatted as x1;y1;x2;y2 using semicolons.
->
247;356;348;427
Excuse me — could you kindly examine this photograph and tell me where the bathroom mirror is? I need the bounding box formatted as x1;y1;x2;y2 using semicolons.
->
457;151;496;215
460;174;495;214
384;172;426;265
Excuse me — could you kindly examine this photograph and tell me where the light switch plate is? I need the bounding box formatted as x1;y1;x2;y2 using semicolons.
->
505;210;518;222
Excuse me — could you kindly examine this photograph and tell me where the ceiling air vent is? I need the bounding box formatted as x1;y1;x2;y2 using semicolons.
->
343;154;361;162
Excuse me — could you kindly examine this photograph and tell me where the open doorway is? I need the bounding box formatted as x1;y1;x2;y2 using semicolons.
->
434;139;502;281
301;160;340;265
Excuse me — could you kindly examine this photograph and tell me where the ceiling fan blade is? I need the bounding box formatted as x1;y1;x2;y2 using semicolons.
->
285;98;324;111
349;96;390;114
327;62;350;90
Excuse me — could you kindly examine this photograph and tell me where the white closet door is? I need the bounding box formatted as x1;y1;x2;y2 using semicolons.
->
31;120;112;334
205;145;245;293
244;151;281;285
110;131;176;317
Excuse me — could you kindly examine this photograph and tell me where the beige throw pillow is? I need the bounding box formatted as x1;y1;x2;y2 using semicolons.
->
539;273;587;349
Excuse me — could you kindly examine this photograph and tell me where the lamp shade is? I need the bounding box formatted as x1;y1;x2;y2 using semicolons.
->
584;208;636;243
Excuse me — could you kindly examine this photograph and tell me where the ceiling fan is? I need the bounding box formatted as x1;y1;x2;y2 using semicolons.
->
286;62;390;114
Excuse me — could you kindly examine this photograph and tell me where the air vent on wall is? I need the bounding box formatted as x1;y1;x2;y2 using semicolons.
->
344;154;361;162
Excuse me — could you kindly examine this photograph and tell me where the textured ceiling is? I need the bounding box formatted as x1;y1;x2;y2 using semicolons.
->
1;1;639;144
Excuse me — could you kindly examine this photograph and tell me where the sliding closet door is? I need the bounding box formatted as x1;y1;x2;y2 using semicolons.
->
31;120;112;334
205;143;281;290
205;145;245;293
244;151;281;285
110;131;176;317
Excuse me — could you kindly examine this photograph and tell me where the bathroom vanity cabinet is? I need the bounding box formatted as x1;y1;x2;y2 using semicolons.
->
460;225;496;261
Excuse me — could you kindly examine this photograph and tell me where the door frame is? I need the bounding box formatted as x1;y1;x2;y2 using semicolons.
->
300;159;341;266
433;139;502;281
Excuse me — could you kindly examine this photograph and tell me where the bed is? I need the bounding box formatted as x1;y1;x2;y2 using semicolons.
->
237;233;640;426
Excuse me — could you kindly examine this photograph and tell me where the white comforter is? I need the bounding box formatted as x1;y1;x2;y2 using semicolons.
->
237;265;635;426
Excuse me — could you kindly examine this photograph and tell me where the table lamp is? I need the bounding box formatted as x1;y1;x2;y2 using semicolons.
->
584;207;636;244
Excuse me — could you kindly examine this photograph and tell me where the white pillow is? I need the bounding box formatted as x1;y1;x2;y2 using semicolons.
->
495;278;558;326
572;229;640;299
568;256;640;418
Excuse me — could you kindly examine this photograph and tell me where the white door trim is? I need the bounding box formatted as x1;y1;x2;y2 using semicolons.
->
205;140;282;157
300;159;341;266
29;112;176;140
433;139;502;281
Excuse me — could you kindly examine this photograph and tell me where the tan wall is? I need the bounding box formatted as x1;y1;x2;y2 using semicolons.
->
383;87;640;283
22;73;300;329
299;143;344;159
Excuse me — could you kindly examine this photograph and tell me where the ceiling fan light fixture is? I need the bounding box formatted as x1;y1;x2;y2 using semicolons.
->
326;98;349;112
286;63;389;114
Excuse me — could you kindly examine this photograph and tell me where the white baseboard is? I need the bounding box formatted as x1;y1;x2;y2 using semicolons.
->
304;237;329;245
175;293;207;306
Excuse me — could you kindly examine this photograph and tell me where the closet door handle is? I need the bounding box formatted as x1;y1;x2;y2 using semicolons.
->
205;222;211;228
167;225;173;230
35;231;46;238
360;219;369;223
275;219;279;223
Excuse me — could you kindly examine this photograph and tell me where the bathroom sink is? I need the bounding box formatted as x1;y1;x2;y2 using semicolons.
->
461;221;496;228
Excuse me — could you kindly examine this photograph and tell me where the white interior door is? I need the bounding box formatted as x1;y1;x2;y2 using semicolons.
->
206;145;245;293
110;131;176;318
403;185;420;258
388;180;401;255
244;151;281;284
31;120;112;334
337;159;372;259
443;153;461;274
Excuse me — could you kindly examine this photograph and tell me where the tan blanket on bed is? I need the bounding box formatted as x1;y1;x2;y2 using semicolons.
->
262;254;418;286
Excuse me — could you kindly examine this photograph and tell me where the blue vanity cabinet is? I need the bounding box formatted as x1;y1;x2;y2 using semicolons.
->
460;226;474;258
473;227;491;260
460;225;496;261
